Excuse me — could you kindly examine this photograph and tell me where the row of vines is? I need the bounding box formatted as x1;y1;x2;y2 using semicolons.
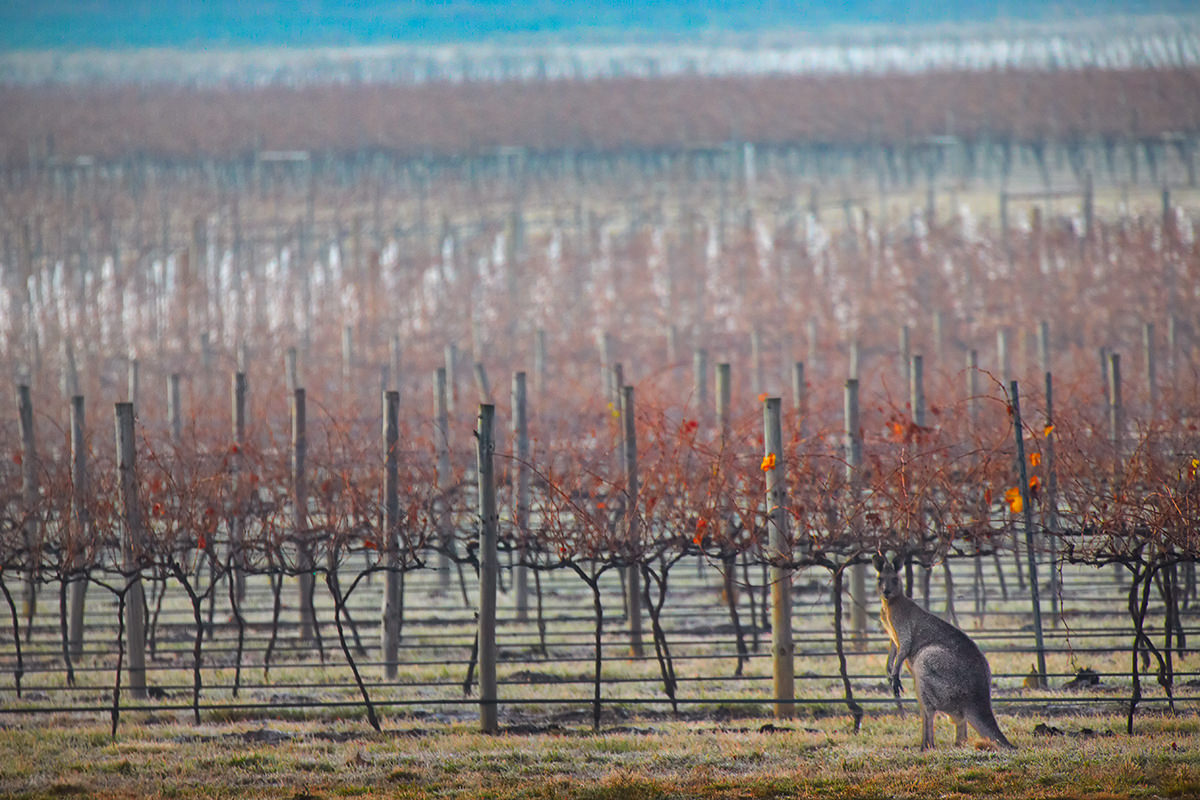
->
1;146;1198;734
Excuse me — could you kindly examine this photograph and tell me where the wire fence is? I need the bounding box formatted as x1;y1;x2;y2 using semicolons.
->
2;549;1196;734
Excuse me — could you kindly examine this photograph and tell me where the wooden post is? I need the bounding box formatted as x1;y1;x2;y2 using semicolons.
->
716;363;731;438
849;339;861;380
693;348;709;417
60;340;79;401
444;343;458;413
68;395;87;660
899;325;911;387
910;355;926;427
997;327;1012;385
1162;186;1173;237
473;362;491;402
388;335;401;393
763;396;794;718
806;318;818;376
621;385;643;658
115;402;147;698
1100;347;1111;399
434;368;452;588
967;349;980;432
845;380;866;647
382;390;402;679
1143;322;1158;411
534;328;547;397
1044;372;1060;624
126;354;139;406
477;404;499;734
341;325;353;396
792;362;807;438
1037;321;1051;378
231;372;247;601
1167;315;1179;377
17;385;38;623
1108;352;1123;469
1010;381;1048;687
932;311;945;364
751;328;765;396
610;364;624;415
167;374;182;443
285;346;299;394
292;389;314;643
512;373;531;622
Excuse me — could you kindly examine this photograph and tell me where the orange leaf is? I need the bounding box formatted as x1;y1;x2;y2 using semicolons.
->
757;392;769;404
693;517;708;546
1004;487;1023;514
761;452;776;472
362;539;377;550
1044;424;1055;438
1030;452;1042;467
198;533;207;549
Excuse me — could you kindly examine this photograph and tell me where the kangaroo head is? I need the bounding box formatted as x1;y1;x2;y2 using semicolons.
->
872;553;905;601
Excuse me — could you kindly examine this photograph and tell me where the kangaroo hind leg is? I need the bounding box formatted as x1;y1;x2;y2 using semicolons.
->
952;713;967;746
921;707;937;751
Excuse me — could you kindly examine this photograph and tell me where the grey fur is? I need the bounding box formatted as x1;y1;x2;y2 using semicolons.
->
874;554;1015;750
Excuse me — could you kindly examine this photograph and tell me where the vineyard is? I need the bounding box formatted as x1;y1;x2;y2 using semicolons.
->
0;58;1199;800
4;67;1200;164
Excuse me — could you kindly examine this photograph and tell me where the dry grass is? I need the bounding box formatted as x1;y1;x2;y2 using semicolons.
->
0;710;1197;799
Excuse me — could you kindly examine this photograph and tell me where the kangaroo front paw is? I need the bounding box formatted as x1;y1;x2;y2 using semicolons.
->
891;674;903;697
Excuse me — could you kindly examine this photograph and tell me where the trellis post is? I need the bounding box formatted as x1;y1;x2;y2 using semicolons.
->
68;395;87;660
115;402;147;698
18;385;37;625
292;388;315;643
382;390;402;679
763;396;794;718
621;385;643;657
512;373;531;622
1011;381;1048;687
477;404;499;734
845;380;867;647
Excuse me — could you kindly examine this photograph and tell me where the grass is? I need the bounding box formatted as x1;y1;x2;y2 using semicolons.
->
0;711;1197;799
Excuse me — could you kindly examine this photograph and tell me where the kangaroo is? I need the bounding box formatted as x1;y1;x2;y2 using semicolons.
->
874;554;1015;750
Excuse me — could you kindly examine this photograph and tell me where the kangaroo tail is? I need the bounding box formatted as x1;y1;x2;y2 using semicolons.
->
967;706;1016;749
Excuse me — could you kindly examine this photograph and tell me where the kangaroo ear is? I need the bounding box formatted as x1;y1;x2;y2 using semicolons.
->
872;553;886;572
892;554;903;573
